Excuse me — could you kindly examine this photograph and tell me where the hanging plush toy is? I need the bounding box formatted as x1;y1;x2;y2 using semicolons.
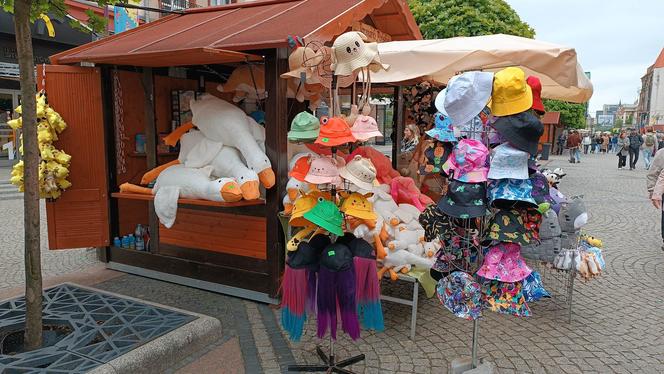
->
9;92;72;199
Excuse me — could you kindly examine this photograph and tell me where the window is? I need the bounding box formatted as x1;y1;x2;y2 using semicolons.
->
209;0;230;5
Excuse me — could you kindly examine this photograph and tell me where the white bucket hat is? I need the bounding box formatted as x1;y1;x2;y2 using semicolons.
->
331;31;389;76
339;155;377;191
436;72;494;128
488;143;530;180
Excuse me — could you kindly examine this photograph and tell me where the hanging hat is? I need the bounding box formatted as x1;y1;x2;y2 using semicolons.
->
437;180;490;219
288;241;323;271
436;72;494;127
331;31;389;76
425;113;456;142
339;155;377;191
477;242;532;282
436;271;482;321
521;271;551;302
303;198;344;236
485;209;532;246
521;207;542;242
488;178;538;209
432;235;479;275
348;237;375;259
529;172;554;205
351;115;383;141
340;192;377;221
493;112;544;156
320;242;354;272
420;141;454;177
480;279;531;317
289;154;312;182
526;76;545;114
315;116;356;147
288;111;320;142
290;192;322;227
281;46;323;81
488;143;530;180
491;67;533;116
419;204;454;242
441;139;489;183
311;46;359;89
304;156;339;185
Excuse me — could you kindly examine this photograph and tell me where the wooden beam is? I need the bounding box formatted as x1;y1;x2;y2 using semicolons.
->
141;68;160;253
264;48;289;298
100;66;117;263
392;85;404;169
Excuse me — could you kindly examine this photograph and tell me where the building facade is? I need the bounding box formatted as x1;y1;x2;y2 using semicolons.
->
638;48;664;128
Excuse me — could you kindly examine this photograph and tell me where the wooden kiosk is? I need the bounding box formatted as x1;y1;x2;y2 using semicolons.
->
43;0;421;303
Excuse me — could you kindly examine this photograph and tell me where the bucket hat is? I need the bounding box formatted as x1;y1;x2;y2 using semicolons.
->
493;112;544;156
432;235;479;275
281;46;323;81
288;241;322;271
419;141;453;177
436;271;482;320
481;279;531;317
521;207;542;242
488;178;538;209
340;192;377;221
331;31;389;76
521;271;551;302
437;180;490;219
441;139;489;183
311;46;358;89
436;72;494;127
491;67;533;116
426;113;456;142
419;204;454;242
351;115;383;141
477;242;532;282
290;192;319;227
288;111;320;142
526;76;545;114
488;143;529;180
529;172;554;205
303;197;344;236
485;209;532;246
315;116;356;147
304;156;340;185
348;237;375;259
339;155;377;191
289;154;312;182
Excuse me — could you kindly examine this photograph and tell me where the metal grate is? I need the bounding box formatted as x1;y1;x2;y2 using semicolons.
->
0;284;195;373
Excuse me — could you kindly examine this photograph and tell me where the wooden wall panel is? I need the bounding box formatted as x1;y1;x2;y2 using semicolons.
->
159;209;267;259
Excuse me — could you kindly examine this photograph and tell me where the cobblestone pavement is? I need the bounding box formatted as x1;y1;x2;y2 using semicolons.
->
0;167;100;291
285;153;664;374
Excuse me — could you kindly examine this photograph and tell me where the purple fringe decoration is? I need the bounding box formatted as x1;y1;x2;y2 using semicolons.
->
337;267;360;340
306;269;317;315
317;267;337;340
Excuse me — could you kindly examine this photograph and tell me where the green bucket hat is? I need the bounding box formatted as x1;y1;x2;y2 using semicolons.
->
303;197;344;236
288;111;320;142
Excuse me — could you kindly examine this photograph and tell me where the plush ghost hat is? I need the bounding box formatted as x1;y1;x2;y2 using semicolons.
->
331;31;389;76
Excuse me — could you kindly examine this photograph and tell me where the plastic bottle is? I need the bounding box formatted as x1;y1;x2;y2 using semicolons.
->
128;234;135;249
136;235;145;251
121;235;129;248
113;237;121;248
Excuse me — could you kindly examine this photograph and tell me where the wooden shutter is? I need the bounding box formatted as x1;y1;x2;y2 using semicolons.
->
39;65;110;249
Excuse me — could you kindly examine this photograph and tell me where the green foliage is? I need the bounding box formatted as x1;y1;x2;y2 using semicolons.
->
615;117;624;128
626;114;634;125
409;0;535;39
543;99;587;129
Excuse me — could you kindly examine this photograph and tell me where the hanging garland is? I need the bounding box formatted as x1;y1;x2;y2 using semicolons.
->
8;91;72;199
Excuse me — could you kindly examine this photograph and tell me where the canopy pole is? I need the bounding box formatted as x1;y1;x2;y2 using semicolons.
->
392;85;404;169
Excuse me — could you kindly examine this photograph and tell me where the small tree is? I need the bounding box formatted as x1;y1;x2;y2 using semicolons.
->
1;0;125;350
543;99;587;129
626;114;634;125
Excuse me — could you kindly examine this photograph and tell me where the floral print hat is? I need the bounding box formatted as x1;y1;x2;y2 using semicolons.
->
476;242;532;283
484;209;532;246
437;179;490;219
436;271;482;321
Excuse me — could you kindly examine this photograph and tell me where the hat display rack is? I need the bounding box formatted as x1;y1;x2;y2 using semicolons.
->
284;31;389;374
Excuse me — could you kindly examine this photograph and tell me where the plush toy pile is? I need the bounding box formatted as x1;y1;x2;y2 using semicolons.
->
120;94;275;228
8;92;72;199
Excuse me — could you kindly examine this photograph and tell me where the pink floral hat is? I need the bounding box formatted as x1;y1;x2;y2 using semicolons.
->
304;156;340;185
351;115;383;141
477;242;532;283
441;139;489;183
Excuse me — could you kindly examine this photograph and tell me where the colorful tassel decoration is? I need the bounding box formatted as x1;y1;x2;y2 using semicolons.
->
280;265;308;341
354;256;384;332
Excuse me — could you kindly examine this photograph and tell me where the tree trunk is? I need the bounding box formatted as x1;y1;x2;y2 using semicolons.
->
14;0;43;350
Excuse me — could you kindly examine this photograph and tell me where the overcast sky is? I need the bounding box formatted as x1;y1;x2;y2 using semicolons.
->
506;0;664;116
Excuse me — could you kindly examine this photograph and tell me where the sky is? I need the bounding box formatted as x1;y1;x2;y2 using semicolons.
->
506;0;664;116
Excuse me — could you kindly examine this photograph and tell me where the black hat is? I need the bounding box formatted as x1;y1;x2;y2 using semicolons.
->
288;242;321;270
348;238;375;259
483;209;532;246
419;204;454;242
309;233;332;252
493;112;544;156
320;243;353;272
437;180;490;219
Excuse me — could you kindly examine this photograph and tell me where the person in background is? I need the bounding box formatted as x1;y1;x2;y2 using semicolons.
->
590;134;597;153
647;148;664;251
595;133;604;153
601;133;610;153
611;133;619;153
557;131;567;155
566;130;581;163
628;129;643;170
400;124;420;153
617;131;630;169
658;134;664;150
643;131;658;170
582;133;591;154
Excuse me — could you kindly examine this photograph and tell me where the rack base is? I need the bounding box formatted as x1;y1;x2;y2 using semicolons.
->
288;345;365;373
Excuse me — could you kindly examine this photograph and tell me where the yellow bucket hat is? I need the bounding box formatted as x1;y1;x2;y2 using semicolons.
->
340;192;377;221
290;190;331;227
491;67;533;117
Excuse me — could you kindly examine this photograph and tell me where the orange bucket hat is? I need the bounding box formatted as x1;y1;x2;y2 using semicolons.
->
315;116;356;147
289;155;311;182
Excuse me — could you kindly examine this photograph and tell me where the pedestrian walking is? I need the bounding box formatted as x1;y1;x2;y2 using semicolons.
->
557;131;567;155
643;131;657;170
611;133;618;153
601;133;610;153
566;130;581;163
617;131;629;169
647;148;664;251
590;134;597;154
628;129;643;170
582;133;591;154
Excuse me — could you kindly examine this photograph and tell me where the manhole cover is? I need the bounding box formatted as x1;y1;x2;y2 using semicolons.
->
0;284;195;373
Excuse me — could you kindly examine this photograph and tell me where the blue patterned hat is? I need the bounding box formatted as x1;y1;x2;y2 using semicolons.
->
426;113;456;143
488;178;537;209
436;271;482;320
437;180;490;219
488;143;529;180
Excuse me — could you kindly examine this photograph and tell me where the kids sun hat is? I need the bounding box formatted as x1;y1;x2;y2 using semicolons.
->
315;116;356;147
526;75;545;114
487;143;530;180
476;242;532;283
304;156;340;185
303;197;344;236
491;67;533;116
426;112;456;142
288;111;320;142
437;72;494;127
441;139;489;183
436;271;482;321
331;31;388;76
351;115;383;141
